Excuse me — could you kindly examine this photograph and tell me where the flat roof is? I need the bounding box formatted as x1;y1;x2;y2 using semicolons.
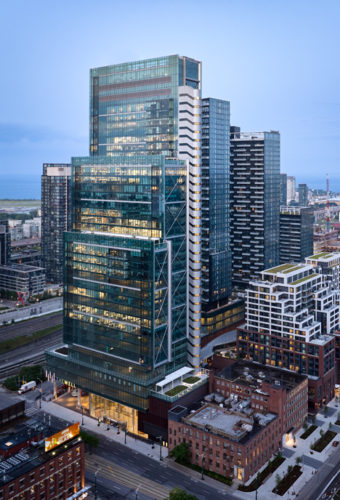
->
0;420;81;485
216;359;307;392
264;263;308;275
156;366;193;388
0;393;24;412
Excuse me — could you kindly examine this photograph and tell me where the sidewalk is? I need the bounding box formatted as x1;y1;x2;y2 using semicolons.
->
39;399;168;461
231;397;340;500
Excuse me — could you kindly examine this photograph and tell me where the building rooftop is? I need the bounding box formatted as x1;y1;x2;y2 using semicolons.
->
0;419;81;485
0;393;23;412
0;263;44;273
216;359;307;393
264;263;309;275
182;403;276;443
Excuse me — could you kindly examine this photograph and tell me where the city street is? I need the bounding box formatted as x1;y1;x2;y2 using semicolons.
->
30;400;237;500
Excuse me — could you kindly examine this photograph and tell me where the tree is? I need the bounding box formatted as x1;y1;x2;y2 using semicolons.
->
324;405;329;415
288;465;293;473
275;473;281;486
19;365;46;383
79;431;99;453
3;376;19;391
295;457;302;465
168;487;198;500
170;442;191;464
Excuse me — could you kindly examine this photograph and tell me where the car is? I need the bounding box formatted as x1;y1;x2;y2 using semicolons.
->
332;440;339;447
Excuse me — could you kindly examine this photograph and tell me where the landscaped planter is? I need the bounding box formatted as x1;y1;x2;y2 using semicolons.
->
273;465;302;496
311;431;337;452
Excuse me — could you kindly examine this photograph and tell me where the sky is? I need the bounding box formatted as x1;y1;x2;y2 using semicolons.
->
1;0;340;197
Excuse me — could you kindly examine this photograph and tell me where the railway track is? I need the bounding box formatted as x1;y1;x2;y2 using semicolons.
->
0;331;63;380
0;353;47;379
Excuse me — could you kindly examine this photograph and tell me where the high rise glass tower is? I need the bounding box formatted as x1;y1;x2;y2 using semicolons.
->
47;56;202;430
89;55;202;365
41;164;71;283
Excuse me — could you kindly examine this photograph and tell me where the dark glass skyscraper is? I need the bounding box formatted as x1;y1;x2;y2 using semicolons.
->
41;164;71;283
280;207;314;263
47;56;202;431
280;173;287;206
0;216;10;266
230;128;280;287
298;183;308;206
200;99;244;336
201;98;231;305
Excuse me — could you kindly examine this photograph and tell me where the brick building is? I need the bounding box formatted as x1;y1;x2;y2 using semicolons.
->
168;402;280;483
210;357;308;436
0;421;86;500
237;261;338;410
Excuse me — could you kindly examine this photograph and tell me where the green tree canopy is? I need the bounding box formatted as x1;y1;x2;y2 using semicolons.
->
168;487;198;500
170;442;190;464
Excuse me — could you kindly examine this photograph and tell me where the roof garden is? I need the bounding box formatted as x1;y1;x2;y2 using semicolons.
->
291;274;320;285
265;263;297;274
309;252;333;260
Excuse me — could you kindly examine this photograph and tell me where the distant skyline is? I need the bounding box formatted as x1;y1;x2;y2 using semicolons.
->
1;0;340;194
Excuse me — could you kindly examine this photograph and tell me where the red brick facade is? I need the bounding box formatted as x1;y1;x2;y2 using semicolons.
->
168;405;281;483
209;357;308;435
0;439;85;500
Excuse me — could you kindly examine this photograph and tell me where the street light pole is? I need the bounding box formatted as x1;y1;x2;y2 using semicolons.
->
157;436;163;461
81;406;84;426
124;423;127;445
135;484;141;500
37;378;43;409
94;469;100;500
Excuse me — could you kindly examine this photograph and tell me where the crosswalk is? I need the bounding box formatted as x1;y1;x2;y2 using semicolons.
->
25;405;40;417
86;454;170;500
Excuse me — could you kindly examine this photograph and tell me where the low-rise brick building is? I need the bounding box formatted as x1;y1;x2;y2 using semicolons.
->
168;402;280;483
210;357;308;436
0;420;86;500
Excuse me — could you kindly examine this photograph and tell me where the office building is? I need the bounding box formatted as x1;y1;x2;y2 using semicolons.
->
237;262;338;408
280;207;314;263
0;421;86;500
298;183;308;206
0;216;11;265
89;55;202;366
280;173;287;206
230;127;280;288
168;402;280;483
287;176;296;204
47;154;191;432
41;163;71;283
200;99;244;337
0;263;45;297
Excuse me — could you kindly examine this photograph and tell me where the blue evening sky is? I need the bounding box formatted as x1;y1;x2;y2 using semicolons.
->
1;0;339;197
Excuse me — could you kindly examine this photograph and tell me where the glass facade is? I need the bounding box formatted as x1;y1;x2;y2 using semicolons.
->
41;164;71;284
90;55;200;157
280;207;314;263
47;155;187;411
201;98;231;307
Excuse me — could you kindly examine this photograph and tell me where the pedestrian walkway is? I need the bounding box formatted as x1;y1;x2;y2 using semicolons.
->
39;399;168;461
231;397;340;500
